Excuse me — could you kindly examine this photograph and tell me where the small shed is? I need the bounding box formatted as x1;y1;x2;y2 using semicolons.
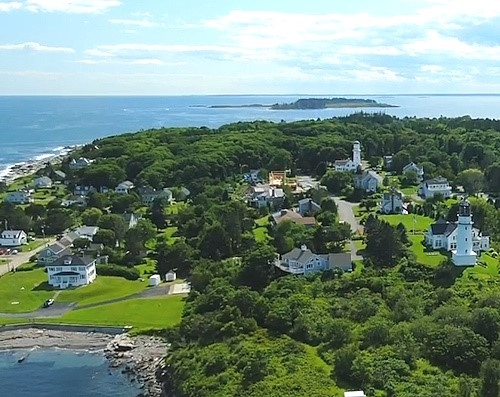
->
149;274;161;287
165;270;177;282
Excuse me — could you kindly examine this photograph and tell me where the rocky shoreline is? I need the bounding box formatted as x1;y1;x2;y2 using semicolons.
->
0;328;170;397
105;333;170;397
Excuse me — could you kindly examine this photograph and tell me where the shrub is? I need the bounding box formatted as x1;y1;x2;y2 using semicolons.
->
96;264;140;280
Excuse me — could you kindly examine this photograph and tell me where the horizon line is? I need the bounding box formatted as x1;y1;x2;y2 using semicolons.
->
0;93;500;97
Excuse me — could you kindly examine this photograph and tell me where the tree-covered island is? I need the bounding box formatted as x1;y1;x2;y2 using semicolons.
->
204;97;397;109
2;114;500;396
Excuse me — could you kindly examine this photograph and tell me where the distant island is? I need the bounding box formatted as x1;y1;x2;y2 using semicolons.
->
199;97;398;109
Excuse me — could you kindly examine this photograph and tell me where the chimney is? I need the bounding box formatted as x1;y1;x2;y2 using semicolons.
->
300;244;307;252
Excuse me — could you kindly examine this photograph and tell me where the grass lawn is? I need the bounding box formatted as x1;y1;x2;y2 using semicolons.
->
380;214;433;234
49;295;185;331
254;216;270;243
408;235;448;267
136;258;157;278
150;226;179;249
20;239;46;252
400;186;418;196
353;239;366;251
466;253;500;280
57;276;148;307
0;268;54;313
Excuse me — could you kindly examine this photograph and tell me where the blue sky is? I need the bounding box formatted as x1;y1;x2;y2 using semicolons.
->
0;0;499;94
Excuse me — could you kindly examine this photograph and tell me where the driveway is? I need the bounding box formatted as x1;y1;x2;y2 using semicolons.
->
332;196;364;261
0;239;55;277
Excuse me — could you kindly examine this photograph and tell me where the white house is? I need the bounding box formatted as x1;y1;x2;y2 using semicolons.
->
354;170;382;193
149;274;161;286
69;157;91;170
297;198;322;216
73;226;99;241
383;155;393;170
165;270;177;282
122;213;139;229
335;141;362;172
0;230;28;247
419;177;452;199
115;180;135;194
139;187;173;206
402;162;424;181
34;176;53;189
47;255;97;289
274;245;352;275
248;184;285;209
5;190;33;204
425;203;489;265
380;190;404;214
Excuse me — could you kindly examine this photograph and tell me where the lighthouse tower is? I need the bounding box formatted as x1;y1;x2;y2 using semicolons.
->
452;199;477;266
352;141;362;168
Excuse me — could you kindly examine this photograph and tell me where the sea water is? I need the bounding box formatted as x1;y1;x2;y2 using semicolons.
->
0;349;140;397
1;94;500;176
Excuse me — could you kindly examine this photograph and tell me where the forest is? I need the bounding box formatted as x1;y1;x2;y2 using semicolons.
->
50;114;500;396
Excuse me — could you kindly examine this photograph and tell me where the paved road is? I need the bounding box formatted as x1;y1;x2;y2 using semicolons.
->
332;197;364;261
0;239;55;277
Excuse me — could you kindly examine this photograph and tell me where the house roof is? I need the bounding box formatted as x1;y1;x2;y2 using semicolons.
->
35;176;52;183
118;180;134;188
295;217;316;226
282;247;315;264
54;170;66;179
51;255;96;267
74;226;99;236
425;176;449;185
272;209;302;224
383;190;403;200
335;159;350;166
328;252;352;269
122;213;137;222
430;220;457;236
0;230;25;237
45;241;71;255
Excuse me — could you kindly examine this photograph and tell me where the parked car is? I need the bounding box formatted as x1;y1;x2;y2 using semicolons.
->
43;299;54;308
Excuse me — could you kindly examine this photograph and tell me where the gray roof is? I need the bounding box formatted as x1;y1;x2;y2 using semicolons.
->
74;226;99;236
430;220;457;236
335;159;350;165
282;247;315;264
51;255;96;267
425;176;449;185
328;252;352;270
54;170;66;179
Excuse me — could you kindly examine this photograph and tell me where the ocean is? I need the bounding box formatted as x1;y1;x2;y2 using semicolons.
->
0;349;140;397
1;94;500;178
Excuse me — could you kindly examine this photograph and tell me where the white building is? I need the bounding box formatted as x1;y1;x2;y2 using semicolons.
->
418;177;452;199
5;190;33;204
139;187;173;206
0;230;28;247
381;190;404;214
165;270;177;282
274;245;352;275
47;255;97;289
345;392;366;397
115;180;135;194
69;157;91;170
452;200;478;266
297;198;321;216
402;162;424;181
73;226;99;241
354;170;382;193
335;141;362;172
34;176;53;189
149;274;161;286
425;204;489;265
248;184;285;209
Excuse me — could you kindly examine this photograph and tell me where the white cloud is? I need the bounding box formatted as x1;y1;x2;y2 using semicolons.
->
0;2;22;12
24;0;121;14
0;41;74;53
109;18;157;28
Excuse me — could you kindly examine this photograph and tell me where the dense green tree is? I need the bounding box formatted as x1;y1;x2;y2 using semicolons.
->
457;168;485;195
81;207;103;226
321;170;353;194
239;244;276;290
98;214;127;242
93;229;116;247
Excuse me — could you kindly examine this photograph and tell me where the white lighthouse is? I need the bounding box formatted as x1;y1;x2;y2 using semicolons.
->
353;141;362;168
452;199;477;267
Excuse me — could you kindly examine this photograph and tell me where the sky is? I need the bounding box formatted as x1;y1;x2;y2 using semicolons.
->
0;0;499;95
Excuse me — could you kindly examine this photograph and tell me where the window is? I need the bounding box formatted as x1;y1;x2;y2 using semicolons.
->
306;263;313;269
465;238;468;242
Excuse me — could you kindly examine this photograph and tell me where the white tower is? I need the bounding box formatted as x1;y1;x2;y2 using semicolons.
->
352;141;362;168
452;200;476;266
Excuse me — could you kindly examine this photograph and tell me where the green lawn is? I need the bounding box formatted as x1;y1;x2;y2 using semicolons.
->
50;296;185;330
136;258;157;277
0;268;54;313
254;216;270;243
408;235;448;267
400;186;418;196
380;214;433;234
466;253;500;280
0;267;149;312
57;276;148;307
20;239;46;252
